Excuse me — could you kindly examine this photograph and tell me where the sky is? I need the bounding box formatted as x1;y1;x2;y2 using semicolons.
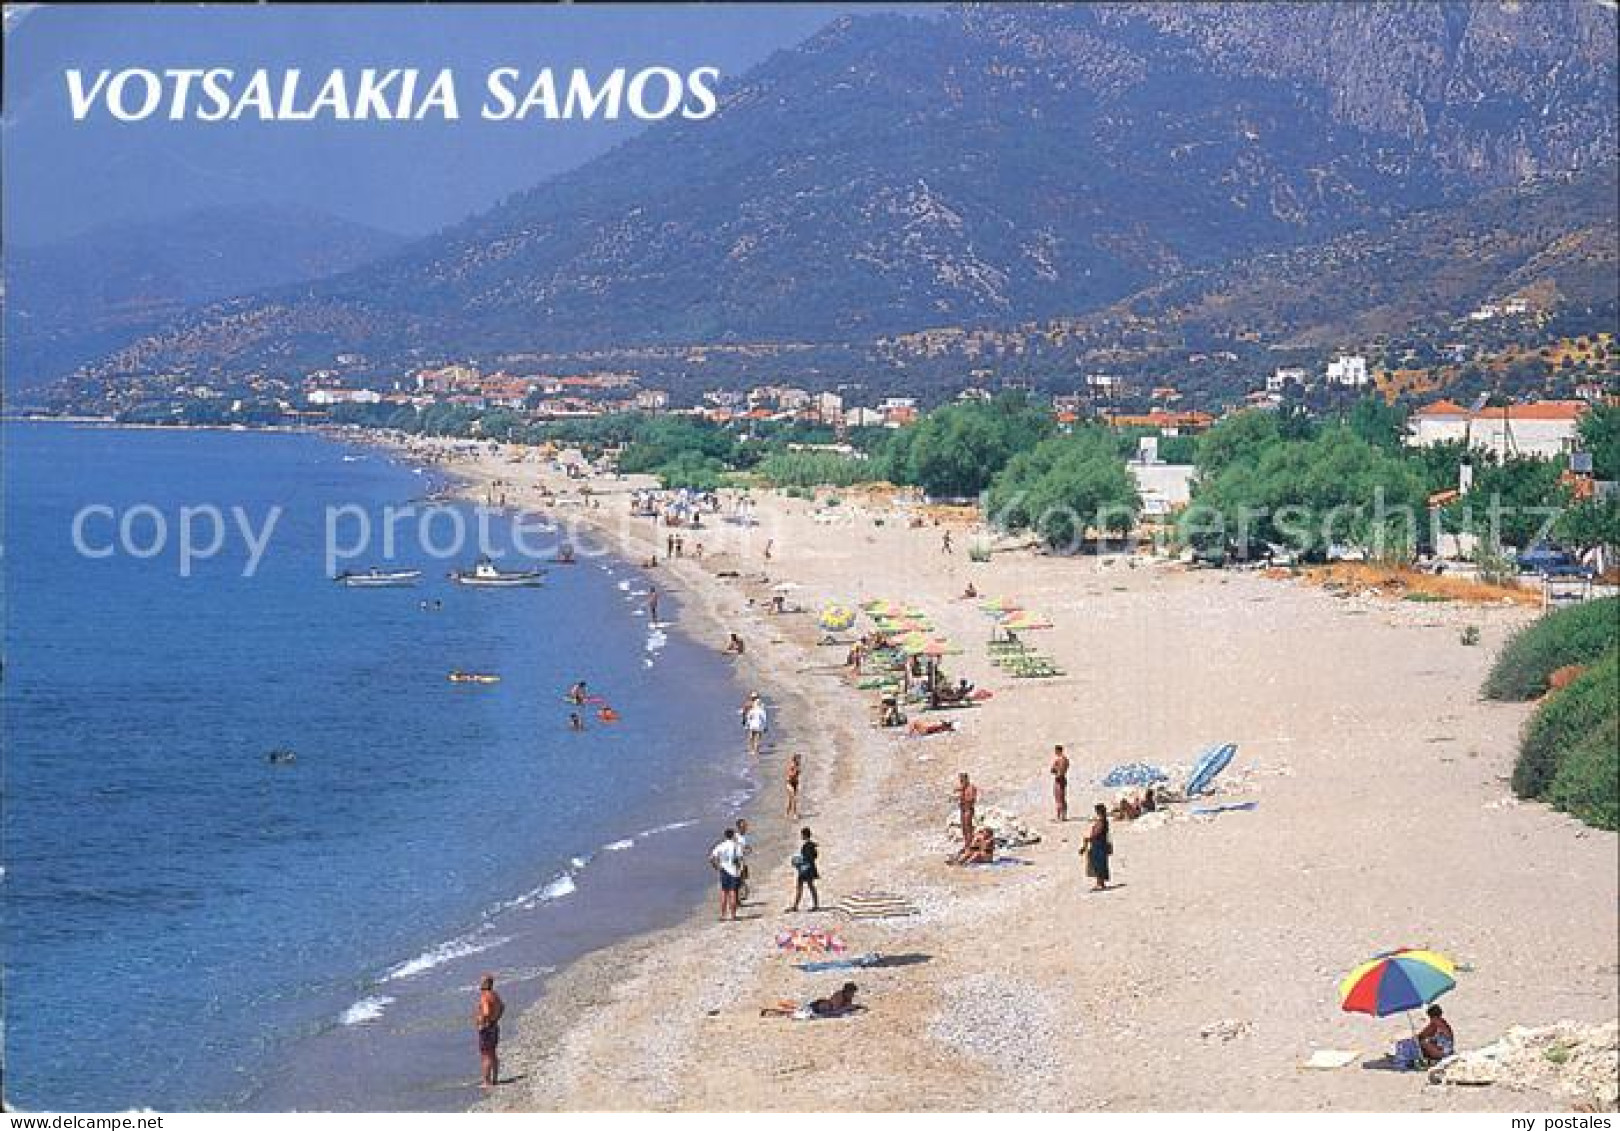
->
1;3;934;246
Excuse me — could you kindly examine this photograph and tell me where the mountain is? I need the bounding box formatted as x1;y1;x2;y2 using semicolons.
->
69;1;1619;385
4;206;406;389
1107;162;1620;346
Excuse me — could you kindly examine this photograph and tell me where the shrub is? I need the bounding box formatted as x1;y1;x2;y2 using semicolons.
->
1483;597;1619;701
1513;648;1618;801
1545;712;1620;831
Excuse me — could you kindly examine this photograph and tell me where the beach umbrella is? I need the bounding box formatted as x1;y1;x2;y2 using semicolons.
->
772;581;802;593
1001;612;1053;630
818;604;856;632
978;596;1022;615
1339;949;1456;1032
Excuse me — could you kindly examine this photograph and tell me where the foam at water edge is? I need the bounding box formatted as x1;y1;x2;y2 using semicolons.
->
381;934;512;983
601;838;635;852
338;995;395;1025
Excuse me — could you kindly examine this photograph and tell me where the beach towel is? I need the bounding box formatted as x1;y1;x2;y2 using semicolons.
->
794;953;882;973
963;856;1033;867
1302;1049;1359;1070
832;892;919;920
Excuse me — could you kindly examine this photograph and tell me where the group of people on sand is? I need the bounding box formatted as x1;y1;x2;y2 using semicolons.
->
946;755;1116;890
709;819;822;920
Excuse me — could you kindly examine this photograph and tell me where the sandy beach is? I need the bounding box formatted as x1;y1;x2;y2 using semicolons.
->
399;436;1617;1113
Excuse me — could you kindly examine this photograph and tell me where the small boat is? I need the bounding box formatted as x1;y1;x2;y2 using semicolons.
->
448;670;501;684
450;557;544;587
336;567;422;588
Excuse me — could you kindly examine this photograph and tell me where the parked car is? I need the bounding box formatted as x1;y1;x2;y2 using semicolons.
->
1516;541;1596;578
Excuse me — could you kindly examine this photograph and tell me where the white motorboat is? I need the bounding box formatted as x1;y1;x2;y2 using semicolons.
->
450;557;544;587
336;567;422;588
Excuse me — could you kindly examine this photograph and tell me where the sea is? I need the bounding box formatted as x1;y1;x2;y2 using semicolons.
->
1;422;751;1111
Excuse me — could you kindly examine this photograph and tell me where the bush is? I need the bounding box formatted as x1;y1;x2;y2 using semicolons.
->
1513;648;1618;802
1545;713;1620;830
1483;597;1619;701
756;451;870;488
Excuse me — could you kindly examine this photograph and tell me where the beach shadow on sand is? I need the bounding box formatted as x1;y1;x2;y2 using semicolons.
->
868;953;931;968
1359;1056;1419;1074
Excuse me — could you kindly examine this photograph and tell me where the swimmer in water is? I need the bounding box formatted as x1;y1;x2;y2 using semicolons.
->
568;712;585;731
568;681;588;705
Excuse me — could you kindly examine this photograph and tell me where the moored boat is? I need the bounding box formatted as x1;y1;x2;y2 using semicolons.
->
450;556;544;587
336;567;422;588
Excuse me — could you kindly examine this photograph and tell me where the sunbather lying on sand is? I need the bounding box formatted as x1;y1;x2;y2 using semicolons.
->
909;719;956;736
760;982;862;1019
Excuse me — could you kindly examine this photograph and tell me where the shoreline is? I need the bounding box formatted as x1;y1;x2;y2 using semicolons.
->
391;435;1617;1113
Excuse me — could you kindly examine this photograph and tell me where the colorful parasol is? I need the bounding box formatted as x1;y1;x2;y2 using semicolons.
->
1339;949;1456;1018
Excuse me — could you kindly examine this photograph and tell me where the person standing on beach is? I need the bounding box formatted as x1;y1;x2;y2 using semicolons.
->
785;753;802;819
955;772;978;847
788;827;820;912
763;539;774;563
1050;745;1070;822
709;827;744;921
743;693;769;757
735;817;755;904
475;974;506;1087
941;530;953;554
648;586;660;622
1081;803;1112;891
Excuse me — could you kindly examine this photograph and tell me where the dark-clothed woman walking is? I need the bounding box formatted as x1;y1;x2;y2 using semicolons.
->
789;827;820;912
1081;803;1111;891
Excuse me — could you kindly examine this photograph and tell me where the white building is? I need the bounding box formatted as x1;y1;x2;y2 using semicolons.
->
307;388;383;407
1407;400;1588;461
1325;355;1369;387
844;407;884;429
634;389;670;412
812;391;845;421
1267;367;1307;393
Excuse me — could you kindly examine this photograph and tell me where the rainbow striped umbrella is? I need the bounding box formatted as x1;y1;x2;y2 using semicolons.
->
1339;949;1456;1018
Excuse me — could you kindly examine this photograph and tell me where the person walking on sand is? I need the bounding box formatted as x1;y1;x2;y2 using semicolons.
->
474;974;506;1087
788;827;821;912
763;539;774;563
709;827;744;921
647;586;660;622
954;772;978;848
785;752;802;819
1050;744;1070;822
941;530;953;554
1081;803;1112;891
743;693;769;757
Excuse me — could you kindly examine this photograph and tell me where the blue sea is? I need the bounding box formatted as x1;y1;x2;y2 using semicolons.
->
2;423;749;1111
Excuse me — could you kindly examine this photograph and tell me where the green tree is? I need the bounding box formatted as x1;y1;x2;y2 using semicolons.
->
986;428;1139;550
1578;403;1620;481
1193;410;1282;478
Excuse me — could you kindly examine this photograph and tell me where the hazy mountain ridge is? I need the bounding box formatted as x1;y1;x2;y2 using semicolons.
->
5;205;407;387
64;2;1620;388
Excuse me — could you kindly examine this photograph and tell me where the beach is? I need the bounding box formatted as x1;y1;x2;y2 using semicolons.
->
405;435;1619;1113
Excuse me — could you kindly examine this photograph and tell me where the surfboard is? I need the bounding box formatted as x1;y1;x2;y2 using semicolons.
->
1185;742;1237;797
